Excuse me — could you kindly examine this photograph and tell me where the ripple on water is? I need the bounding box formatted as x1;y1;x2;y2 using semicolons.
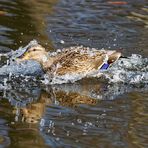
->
0;119;10;147
40;97;131;147
0;0;148;147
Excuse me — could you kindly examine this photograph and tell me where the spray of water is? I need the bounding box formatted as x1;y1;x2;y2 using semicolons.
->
104;54;148;84
0;40;147;85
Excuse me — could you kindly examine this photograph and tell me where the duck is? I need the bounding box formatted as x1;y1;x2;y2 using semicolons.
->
17;43;121;78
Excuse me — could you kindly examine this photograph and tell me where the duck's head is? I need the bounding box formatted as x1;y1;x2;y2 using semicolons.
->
20;45;48;64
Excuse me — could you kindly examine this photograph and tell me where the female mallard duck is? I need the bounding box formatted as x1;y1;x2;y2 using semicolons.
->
18;43;121;77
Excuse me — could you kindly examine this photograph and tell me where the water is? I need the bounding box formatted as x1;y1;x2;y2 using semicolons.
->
0;0;148;147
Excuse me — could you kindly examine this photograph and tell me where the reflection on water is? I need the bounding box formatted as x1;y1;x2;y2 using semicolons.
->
0;0;148;147
0;81;147;147
128;8;148;28
128;92;148;148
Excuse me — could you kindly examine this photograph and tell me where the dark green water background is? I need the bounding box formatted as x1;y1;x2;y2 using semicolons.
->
0;0;148;147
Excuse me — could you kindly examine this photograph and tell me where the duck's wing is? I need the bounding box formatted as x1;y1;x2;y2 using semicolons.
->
47;49;107;76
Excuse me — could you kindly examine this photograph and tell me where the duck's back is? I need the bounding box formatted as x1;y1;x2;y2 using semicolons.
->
45;47;107;76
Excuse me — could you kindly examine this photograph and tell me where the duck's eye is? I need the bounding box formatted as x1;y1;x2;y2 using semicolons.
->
28;48;36;52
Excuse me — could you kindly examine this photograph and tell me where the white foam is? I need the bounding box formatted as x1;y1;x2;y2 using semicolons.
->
104;54;148;84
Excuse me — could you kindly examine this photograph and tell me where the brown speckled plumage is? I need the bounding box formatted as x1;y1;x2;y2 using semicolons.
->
20;45;121;77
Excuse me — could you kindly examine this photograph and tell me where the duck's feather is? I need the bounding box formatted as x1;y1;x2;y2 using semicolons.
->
44;47;107;76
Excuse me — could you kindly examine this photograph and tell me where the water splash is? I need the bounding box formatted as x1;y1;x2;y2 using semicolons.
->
42;73;87;84
0;40;147;85
104;54;148;84
7;40;39;60
42;54;148;85
0;60;44;78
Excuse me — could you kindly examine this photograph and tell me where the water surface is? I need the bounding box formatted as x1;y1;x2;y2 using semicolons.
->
0;0;148;147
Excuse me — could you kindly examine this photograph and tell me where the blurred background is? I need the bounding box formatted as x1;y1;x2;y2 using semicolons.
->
0;0;148;56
